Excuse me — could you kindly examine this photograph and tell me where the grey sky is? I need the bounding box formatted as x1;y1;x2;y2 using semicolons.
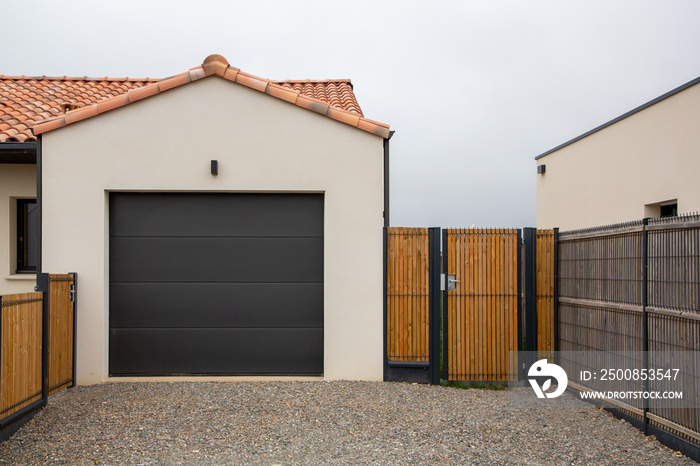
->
3;0;699;228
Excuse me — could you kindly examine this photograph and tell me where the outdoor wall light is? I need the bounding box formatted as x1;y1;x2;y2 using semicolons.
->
211;160;218;176
537;164;546;175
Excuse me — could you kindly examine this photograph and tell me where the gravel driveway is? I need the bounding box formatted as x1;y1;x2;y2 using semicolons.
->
0;381;694;465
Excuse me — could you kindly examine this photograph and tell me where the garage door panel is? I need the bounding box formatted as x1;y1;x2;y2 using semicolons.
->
110;237;323;283
110;193;323;237
109;192;323;376
109;328;324;375
110;283;323;328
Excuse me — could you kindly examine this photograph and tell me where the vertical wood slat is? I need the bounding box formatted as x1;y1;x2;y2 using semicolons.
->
446;228;519;381
386;227;430;362
48;274;74;394
537;230;556;359
0;292;43;418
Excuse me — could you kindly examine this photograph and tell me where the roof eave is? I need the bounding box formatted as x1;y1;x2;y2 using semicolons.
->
535;75;700;160
0;141;37;163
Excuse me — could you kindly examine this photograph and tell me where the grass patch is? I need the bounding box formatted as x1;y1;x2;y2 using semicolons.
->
441;380;509;391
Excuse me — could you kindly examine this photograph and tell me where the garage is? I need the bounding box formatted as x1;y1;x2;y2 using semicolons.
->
38;56;387;383
108;192;324;376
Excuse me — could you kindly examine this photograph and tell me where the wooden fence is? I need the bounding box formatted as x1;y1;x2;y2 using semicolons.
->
385;227;556;383
558;215;700;446
386;227;430;362
0;273;76;429
0;293;43;418
536;229;556;359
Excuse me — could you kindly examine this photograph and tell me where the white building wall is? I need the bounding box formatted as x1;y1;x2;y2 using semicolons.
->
537;81;700;231
0;164;36;294
41;77;385;384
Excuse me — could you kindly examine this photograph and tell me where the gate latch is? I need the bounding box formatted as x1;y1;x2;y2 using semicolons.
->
70;284;76;303
441;274;460;291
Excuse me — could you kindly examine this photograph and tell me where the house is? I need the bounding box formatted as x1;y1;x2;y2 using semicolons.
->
1;75;158;294
536;75;700;230
2;54;391;383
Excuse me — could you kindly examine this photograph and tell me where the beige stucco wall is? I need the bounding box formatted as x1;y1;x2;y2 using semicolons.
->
537;81;700;231
0;164;37;294
41;77;385;384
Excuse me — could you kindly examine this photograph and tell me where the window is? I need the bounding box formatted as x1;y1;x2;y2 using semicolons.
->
16;199;38;273
660;203;678;218
644;199;678;219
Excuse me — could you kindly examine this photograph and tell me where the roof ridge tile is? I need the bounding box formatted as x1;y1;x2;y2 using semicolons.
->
17;54;389;140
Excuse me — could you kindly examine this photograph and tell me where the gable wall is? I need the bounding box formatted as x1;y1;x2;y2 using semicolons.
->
41;77;385;383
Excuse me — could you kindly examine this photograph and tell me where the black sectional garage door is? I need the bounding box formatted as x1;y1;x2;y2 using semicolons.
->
109;193;323;376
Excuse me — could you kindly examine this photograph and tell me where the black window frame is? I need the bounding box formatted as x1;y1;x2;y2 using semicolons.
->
659;203;678;218
16;198;38;274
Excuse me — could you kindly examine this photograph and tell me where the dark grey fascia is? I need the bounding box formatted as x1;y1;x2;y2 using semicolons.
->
0;142;37;163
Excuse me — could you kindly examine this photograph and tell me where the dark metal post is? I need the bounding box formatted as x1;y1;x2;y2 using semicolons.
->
36;272;49;407
36;135;43;277
428;228;441;385
553;228;560;355
70;272;78;388
383;227;388;381
642;218;649;434
523;228;538;354
441;229;449;381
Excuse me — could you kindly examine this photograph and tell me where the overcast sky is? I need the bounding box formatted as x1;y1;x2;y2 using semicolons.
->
3;1;699;228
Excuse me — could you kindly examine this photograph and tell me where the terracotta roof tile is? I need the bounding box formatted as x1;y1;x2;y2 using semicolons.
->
3;54;389;141
277;80;364;116
0;75;157;142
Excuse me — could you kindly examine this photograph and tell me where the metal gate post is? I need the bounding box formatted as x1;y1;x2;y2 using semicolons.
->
382;226;388;382
70;272;78;388
553;228;560;355
36;273;50;407
428;227;441;385
642;218;649;434
522;228;537;379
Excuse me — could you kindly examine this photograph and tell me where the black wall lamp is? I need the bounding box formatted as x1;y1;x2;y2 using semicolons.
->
537;164;546;175
211;160;218;176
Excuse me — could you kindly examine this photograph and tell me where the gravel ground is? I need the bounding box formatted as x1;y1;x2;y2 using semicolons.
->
0;381;695;465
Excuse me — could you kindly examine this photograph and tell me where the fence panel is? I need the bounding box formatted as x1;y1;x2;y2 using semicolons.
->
647;220;700;311
386;227;430;362
645;218;700;441
444;228;520;381
558;215;700;446
559;223;644;306
0;292;43;418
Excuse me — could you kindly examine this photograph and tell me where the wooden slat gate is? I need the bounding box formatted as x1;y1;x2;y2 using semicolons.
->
442;229;521;381
47;274;76;395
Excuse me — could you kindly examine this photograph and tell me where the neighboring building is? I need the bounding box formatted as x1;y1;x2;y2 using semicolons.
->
536;76;700;230
2;54;391;384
